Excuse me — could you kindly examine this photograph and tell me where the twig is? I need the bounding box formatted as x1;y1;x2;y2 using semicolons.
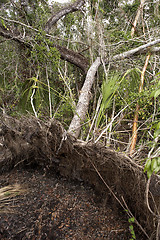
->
86;94;102;142
87;154;149;238
146;177;160;218
30;71;39;118
56;129;67;155
58;67;76;107
146;177;160;240
46;66;52;118
121;196;150;239
30;82;38;118
95;100;137;143
0;15;88;45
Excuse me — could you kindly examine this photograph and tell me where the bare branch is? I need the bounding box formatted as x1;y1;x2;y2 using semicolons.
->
0;15;88;44
55;44;88;74
131;0;146;38
45;0;85;33
0;25;32;48
105;39;160;64
1;15;159;74
69;39;160;138
0;15;40;33
0;24;89;73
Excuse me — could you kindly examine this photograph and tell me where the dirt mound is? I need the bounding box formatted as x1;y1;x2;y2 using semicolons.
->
0;115;159;239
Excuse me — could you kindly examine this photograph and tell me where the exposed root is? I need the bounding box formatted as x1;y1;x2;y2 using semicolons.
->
0;115;159;238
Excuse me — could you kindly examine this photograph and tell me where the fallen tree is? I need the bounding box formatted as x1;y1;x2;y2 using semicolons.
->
1;2;160;238
0;115;160;239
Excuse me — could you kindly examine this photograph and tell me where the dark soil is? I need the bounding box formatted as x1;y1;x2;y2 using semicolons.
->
0;167;142;240
0;116;155;239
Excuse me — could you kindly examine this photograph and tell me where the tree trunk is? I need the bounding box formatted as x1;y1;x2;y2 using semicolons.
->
45;0;85;33
68;57;101;138
68;39;160;139
0;23;89;74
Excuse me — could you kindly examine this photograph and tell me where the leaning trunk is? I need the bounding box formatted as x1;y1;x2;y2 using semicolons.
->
68;57;101;138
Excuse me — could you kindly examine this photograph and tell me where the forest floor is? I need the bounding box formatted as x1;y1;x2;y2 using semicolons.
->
0;167;145;240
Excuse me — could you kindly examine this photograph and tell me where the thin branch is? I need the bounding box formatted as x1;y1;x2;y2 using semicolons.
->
95;100;137;144
131;0;146;38
0;15;40;33
146;177;160;240
1;16;160;73
58;67;76;107
121;196;149;239
87;153;149;239
107;96;116;145
30;71;39;118
129;53;151;155
0;15;89;45
31;83;38;118
0;19;89;73
105;39;160;64
86;94;102;142
46;66;52;119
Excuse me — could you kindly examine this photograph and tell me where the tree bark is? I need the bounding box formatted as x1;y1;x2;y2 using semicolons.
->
106;39;160;63
69;39;160;139
129;53;151;155
1;15;160;75
131;0;146;38
68;57;101;138
45;0;85;33
0;24;89;74
55;44;89;74
1;14;160;139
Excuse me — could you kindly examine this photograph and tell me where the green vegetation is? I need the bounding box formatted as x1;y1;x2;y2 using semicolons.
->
0;0;160;174
129;217;136;240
